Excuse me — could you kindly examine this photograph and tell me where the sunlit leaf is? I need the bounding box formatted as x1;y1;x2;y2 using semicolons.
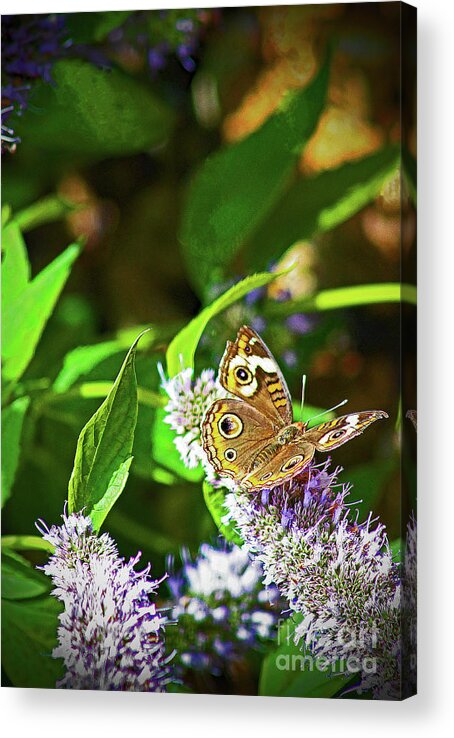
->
67;333;144;530
1;220;30;309
2;242;80;385
166;270;286;377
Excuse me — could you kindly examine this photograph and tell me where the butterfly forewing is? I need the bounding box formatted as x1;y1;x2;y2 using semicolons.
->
218;325;293;426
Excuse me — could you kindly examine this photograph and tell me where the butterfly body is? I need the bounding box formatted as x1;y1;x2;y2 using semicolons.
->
202;326;388;490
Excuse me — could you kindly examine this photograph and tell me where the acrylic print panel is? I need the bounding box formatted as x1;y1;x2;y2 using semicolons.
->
1;2;416;699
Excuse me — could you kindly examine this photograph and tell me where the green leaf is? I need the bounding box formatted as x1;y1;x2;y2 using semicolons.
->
1;535;54;554
166;270;286;377
180;53;331;295
246;145;400;270
89;456;134;533
259;614;351;698
67;332;144;530
202;481;243;546
1;596;63;688
343;458;396;519
151;407;204;482
1;551;50;600
1;220;30;310
265;282;417;318
15;194;80;233
53;328;159;393
17;59;174;156
1;396;30;508
2;242;80;385
66;11;132;43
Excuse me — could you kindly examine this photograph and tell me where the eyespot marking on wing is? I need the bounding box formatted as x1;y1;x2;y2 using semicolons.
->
218;413;243;439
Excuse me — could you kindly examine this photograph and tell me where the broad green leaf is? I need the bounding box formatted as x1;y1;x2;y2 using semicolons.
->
180;54;331;296
67;333;144;530
151;407;204;482
265;282;417;318
246;145;400;270
1;396;30;507
17;59;174;156
342;458;396;519
1;220;30;309
259;614;351;698
1;551;50;600
15;194;80;233
2;242;80;385
202;481;243;547
2;596;63;688
89;456;133;533
166;270;286;377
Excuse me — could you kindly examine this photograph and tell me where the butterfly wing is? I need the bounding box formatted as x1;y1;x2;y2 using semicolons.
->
219;325;293;426
202;398;276;481
241;440;315;490
303;410;388;451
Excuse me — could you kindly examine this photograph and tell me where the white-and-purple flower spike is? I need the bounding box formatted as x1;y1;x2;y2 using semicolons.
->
225;461;402;699
166;542;280;678
159;364;226;472
37;511;172;691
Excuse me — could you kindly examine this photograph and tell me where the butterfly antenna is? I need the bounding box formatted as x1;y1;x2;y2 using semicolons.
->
307;398;348;424
299;374;307;421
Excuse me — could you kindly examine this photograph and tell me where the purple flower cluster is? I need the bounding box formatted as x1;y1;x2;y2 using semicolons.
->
37;511;172;691
166;542;279;677
1;14;67;152
225;461;402;699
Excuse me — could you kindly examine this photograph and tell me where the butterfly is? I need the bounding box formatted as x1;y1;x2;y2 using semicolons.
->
201;325;388;491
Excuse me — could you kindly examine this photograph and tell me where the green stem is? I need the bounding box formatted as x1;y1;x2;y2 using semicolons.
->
265;282;416;317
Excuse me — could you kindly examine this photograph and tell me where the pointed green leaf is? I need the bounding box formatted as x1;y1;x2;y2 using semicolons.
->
180;53;331;295
15;194;80;233
1;396;30;508
2;242;80;385
1;220;30;310
67;333;144;530
166;270;286;377
88;456;134;533
203;481;243;547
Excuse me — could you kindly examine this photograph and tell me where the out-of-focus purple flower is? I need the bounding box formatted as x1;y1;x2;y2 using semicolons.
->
282;349;298;368
159;366;226;472
37;511;172;692
286;313;314;335
166;542;280;677
1;14;67;152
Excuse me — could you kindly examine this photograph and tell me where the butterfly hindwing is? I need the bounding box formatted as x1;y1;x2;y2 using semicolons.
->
218;325;292;426
302;411;388;451
241;440;315;490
